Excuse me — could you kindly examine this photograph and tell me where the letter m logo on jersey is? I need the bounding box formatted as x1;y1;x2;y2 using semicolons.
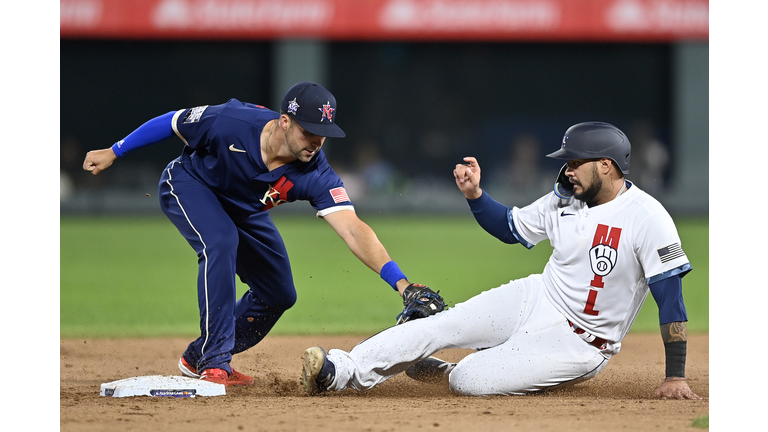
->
260;176;294;210
584;224;622;316
589;224;622;288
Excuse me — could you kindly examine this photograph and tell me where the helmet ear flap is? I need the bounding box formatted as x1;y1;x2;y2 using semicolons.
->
554;163;574;199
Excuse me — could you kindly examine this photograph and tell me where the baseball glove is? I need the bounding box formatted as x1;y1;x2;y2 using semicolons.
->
396;284;446;325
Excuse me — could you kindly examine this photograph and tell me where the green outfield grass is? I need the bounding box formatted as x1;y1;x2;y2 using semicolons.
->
60;214;708;339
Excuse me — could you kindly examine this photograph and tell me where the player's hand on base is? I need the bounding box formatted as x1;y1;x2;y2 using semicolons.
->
654;377;702;400
83;148;117;175
454;157;482;199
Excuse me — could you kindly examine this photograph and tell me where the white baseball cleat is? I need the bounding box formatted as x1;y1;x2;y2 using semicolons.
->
301;347;336;396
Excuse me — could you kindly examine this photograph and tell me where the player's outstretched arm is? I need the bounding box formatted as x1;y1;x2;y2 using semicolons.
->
653;321;702;400
83;148;117;175
83;111;177;176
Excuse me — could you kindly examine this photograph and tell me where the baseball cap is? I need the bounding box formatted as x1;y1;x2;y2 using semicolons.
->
280;82;346;138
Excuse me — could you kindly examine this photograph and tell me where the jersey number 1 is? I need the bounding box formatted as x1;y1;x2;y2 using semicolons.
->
584;224;622;316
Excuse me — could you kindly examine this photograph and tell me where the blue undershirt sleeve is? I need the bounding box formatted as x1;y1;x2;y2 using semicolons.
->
648;275;688;325
111;111;177;157
467;191;519;244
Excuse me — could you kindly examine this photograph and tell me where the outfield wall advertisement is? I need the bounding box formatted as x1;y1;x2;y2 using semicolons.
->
60;0;708;42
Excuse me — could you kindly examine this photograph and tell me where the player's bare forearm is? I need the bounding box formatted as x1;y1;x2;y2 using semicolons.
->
325;211;395;275
83;148;117;175
659;321;687;344
347;226;393;273
347;226;411;294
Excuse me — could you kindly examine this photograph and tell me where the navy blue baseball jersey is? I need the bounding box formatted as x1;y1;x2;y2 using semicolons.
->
171;98;353;215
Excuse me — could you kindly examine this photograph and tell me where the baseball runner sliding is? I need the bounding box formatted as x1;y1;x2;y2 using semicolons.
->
301;122;700;399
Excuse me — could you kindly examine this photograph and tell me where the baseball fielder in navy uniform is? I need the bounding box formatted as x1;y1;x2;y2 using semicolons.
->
83;82;434;387
301;122;701;400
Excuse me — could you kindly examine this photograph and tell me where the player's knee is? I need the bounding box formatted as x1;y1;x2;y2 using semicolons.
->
448;366;484;396
447;363;509;396
273;290;297;311
270;281;297;310
249;287;297;312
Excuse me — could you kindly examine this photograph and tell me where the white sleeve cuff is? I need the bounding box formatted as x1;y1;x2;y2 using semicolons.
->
171;109;189;146
316;205;355;218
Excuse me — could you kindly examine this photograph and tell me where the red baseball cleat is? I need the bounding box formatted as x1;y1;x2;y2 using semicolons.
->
200;368;229;387
226;369;255;386
180;357;254;386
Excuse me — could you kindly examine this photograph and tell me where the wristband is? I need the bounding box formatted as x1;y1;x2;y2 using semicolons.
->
380;261;406;291
664;341;686;378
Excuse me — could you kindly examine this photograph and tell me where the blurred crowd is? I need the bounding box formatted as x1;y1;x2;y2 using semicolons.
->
62;118;672;212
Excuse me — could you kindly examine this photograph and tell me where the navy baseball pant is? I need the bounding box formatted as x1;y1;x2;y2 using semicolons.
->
159;159;297;374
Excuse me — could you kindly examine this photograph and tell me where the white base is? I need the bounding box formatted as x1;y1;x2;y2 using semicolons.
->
100;375;226;397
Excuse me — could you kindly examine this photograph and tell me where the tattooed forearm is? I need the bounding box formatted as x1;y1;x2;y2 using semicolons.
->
660;321;687;343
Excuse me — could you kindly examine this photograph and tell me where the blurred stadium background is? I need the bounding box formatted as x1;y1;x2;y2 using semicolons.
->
60;0;708;217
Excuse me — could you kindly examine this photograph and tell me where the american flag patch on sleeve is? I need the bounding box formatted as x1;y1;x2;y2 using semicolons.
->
330;187;350;204
657;243;685;263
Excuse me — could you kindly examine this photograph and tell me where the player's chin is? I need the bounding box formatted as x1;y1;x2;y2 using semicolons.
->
298;151;317;162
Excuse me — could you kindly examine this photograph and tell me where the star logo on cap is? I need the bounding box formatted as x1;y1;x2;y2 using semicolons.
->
319;101;334;123
287;98;300;115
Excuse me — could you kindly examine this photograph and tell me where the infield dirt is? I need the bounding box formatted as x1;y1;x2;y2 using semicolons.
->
60;333;708;431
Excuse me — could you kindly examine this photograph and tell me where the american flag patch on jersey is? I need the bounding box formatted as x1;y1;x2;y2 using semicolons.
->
657;243;685;263
330;187;350;203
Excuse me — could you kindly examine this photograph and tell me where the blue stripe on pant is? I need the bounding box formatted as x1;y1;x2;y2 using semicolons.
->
159;159;297;374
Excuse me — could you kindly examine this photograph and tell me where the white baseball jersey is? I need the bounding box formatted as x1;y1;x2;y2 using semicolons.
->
512;181;691;344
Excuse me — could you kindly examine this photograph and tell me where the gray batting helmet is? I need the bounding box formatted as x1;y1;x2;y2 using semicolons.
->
546;122;631;174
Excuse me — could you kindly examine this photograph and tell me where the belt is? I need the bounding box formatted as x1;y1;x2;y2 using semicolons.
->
567;320;608;349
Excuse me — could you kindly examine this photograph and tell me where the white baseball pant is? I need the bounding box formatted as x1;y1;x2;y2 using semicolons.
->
325;274;611;396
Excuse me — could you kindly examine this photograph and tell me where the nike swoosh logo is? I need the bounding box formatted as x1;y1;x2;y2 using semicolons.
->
229;144;246;153
560;211;575;217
